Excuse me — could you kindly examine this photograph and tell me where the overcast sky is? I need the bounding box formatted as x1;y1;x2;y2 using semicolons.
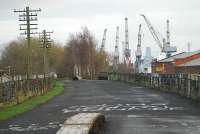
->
0;0;200;60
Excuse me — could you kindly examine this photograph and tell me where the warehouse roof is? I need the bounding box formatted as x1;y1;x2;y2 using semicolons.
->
159;50;200;62
177;58;200;67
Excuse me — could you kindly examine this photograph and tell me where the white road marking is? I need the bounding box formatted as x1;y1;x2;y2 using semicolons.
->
7;122;62;132
62;103;184;113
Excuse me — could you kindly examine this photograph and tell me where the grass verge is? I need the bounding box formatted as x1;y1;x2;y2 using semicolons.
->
0;81;64;121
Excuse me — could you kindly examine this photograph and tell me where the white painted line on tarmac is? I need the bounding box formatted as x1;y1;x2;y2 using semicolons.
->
62;103;184;113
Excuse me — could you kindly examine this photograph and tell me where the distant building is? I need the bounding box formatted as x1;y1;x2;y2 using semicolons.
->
139;47;153;73
152;50;200;74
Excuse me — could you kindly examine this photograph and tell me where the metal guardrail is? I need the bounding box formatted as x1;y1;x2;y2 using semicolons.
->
108;72;200;100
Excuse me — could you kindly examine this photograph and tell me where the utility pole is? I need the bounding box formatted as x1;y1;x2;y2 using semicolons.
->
14;7;41;79
39;30;53;77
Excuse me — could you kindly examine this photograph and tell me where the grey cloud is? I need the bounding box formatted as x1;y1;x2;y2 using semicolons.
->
1;0;200;19
1;0;200;53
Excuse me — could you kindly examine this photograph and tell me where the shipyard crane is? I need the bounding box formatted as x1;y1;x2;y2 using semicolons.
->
166;20;170;47
100;29;107;51
140;14;177;58
124;17;131;67
135;24;142;73
113;26;120;71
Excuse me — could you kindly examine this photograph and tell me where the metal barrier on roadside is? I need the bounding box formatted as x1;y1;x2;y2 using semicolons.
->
108;72;200;100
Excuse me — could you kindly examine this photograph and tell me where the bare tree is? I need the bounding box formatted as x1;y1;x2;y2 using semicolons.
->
64;27;109;79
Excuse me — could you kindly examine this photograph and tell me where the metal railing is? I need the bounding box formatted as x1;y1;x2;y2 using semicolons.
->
108;72;200;100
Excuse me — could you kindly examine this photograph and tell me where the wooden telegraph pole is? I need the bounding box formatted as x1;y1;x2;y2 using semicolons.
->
39;30;53;77
14;7;41;79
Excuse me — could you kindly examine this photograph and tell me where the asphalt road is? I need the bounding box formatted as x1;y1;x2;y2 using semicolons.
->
1;80;200;134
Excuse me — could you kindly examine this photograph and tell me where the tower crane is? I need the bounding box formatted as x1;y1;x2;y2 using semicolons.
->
140;14;177;58
113;26;120;71
100;29;107;51
135;24;142;73
124;17;131;67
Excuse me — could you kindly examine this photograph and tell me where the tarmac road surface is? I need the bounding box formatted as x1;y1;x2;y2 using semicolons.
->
0;80;200;134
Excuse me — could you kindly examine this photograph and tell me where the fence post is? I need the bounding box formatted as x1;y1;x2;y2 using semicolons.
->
110;73;112;80
0;82;2;103
198;76;200;98
175;74;178;93
16;76;20;104
187;74;191;98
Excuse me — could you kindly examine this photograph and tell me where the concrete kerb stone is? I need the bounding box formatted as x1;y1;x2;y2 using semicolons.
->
56;113;105;134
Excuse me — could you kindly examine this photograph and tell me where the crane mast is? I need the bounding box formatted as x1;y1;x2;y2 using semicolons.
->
101;29;107;51
166;19;172;57
115;26;120;50
135;24;142;73
125;17;129;50
136;24;142;57
141;14;177;58
140;14;163;50
124;17;131;67
113;26;120;71
166;19;170;46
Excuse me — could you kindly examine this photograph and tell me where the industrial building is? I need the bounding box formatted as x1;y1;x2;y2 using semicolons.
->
152;50;200;74
136;47;153;73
